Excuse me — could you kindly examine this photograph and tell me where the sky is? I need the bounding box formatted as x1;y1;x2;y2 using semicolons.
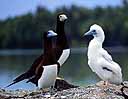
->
0;0;122;20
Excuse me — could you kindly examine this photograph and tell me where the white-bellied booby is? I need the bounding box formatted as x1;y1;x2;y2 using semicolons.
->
83;24;122;84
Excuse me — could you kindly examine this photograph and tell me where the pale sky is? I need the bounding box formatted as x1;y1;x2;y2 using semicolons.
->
0;0;122;20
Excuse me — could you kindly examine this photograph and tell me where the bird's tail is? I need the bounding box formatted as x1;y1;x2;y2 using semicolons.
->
5;72;32;88
5;81;18;88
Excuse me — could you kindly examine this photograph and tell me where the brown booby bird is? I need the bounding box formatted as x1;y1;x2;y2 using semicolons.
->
6;30;59;89
55;13;70;66
6;13;70;88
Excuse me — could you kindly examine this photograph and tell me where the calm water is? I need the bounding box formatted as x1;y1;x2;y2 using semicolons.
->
0;48;128;90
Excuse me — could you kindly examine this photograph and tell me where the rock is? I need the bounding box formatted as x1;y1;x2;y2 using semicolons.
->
0;80;128;99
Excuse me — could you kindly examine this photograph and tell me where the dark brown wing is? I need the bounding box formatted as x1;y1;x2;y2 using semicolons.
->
27;62;60;87
26;66;44;86
26;55;45;86
5;54;44;88
14;54;44;81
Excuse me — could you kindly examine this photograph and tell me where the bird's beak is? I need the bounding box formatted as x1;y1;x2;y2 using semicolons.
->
64;15;68;21
53;32;57;36
83;30;92;37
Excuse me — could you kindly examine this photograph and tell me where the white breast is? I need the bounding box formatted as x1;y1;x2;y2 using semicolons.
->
38;64;57;89
58;49;70;66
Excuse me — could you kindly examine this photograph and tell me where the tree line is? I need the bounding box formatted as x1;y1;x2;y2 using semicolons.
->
0;4;128;49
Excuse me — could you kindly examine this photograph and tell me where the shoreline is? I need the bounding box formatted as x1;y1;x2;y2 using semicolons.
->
1;80;128;99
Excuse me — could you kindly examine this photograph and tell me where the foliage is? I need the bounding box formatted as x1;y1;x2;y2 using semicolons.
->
0;5;128;49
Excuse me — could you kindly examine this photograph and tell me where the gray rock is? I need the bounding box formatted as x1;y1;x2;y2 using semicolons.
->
0;81;128;99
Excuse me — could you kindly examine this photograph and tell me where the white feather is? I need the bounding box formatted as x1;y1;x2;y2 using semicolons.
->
58;49;70;66
38;64;57;89
100;48;112;62
85;24;122;84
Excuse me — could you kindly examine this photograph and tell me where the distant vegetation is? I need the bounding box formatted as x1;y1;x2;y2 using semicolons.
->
0;3;128;49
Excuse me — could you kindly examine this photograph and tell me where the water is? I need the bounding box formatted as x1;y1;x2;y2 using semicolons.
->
0;48;128;90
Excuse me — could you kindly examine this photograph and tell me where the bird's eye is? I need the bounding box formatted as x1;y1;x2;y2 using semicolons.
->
92;30;96;32
59;15;62;18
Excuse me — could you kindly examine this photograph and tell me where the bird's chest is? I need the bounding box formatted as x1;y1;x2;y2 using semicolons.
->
57;49;70;66
87;47;100;62
43;50;57;65
38;64;57;89
87;41;102;72
87;40;101;60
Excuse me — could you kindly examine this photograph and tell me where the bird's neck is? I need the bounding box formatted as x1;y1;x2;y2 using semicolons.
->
94;34;105;43
56;21;69;49
56;21;65;36
44;39;52;53
88;39;102;52
88;38;103;57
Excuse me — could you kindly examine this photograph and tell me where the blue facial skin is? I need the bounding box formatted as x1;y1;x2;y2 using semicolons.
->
85;30;97;36
47;32;53;37
47;31;57;37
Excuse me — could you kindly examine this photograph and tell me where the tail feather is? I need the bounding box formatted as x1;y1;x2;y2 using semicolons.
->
5;81;18;88
5;72;33;88
13;72;30;82
26;77;38;86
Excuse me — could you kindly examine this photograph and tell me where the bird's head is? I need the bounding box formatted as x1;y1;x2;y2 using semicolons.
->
83;24;105;42
57;13;68;22
84;24;104;37
43;30;57;49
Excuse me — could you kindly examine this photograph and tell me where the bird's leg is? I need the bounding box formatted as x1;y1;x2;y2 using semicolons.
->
40;88;45;96
103;81;108;86
50;85;56;95
40;88;51;98
39;88;49;96
102;81;110;88
50;86;53;94
96;81;109;87
41;88;46;95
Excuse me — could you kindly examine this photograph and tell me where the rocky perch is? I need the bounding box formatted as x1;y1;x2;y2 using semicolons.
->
0;79;128;99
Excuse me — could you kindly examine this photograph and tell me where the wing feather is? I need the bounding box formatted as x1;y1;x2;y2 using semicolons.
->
100;48;112;62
